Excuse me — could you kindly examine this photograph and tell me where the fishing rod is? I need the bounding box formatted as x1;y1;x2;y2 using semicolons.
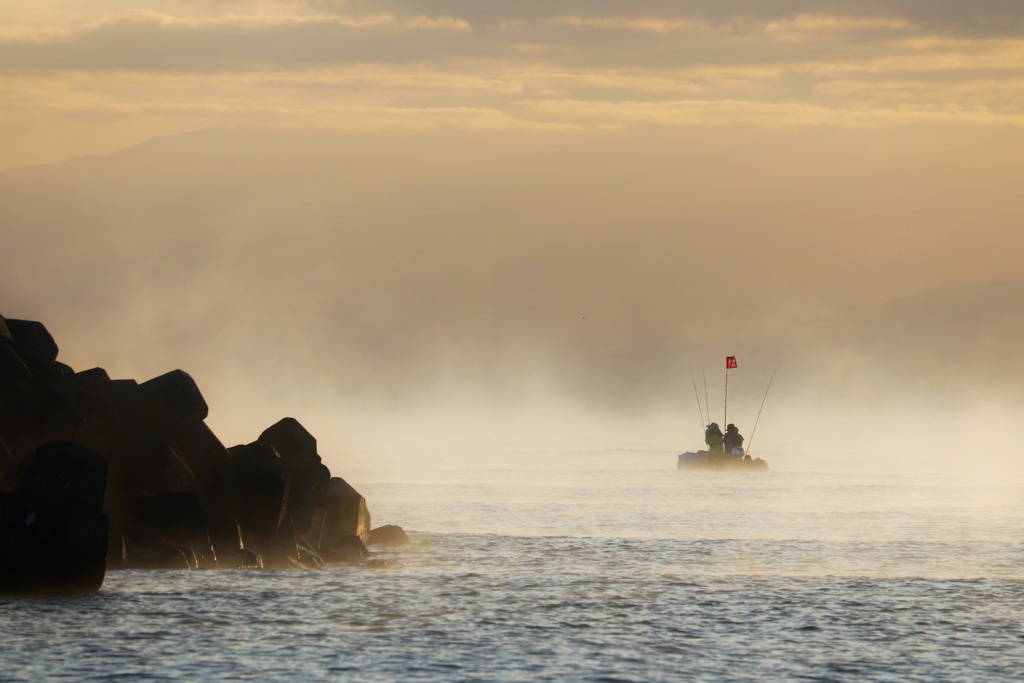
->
701;361;711;424
745;361;781;455
688;363;706;430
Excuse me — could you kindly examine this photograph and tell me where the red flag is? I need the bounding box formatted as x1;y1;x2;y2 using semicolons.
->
726;356;737;369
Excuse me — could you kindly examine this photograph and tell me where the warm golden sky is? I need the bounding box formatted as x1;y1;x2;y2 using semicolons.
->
2;1;1023;451
3;0;1024;168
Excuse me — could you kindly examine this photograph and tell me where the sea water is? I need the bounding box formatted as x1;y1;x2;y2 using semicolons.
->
2;449;1022;681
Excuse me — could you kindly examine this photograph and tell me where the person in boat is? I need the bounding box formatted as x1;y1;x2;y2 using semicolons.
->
724;423;745;455
704;423;724;453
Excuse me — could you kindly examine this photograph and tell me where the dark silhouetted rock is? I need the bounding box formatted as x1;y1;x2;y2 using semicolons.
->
133;491;216;567
322;535;368;563
138;369;208;426
0;309;397;575
297;538;326;569
167;421;232;501
74;368;137;410
0;336;85;467
253;418;329;536
258;418;318;464
134;491;207;537
204;513;263;569
106;529;126;570
72;368;137;425
314;477;371;552
123;542;195;570
225;442;290;564
266;515;300;569
71;371;227;532
368;524;409;545
0;441;109;594
0;339;30;379
5;319;59;362
218;548;263;570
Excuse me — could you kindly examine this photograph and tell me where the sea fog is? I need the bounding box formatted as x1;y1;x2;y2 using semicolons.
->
338;404;1024;572
2;435;1021;682
4;283;1023;679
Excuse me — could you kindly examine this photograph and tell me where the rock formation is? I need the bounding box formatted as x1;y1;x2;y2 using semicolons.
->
0;441;109;594
0;312;405;593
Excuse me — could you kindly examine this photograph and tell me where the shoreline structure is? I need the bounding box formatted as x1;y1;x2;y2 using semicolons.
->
0;311;406;595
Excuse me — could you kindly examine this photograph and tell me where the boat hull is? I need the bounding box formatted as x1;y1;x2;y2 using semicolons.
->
677;451;769;472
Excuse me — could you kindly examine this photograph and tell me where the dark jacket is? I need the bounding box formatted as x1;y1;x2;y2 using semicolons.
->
724;428;744;453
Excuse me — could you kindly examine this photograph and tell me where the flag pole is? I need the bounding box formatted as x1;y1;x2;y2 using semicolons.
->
724;363;729;430
723;356;737;430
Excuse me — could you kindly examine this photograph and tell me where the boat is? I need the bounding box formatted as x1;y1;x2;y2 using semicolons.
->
677;449;769;472
679;355;775;472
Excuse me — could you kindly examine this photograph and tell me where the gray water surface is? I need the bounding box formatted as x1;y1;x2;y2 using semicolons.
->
2;450;1022;681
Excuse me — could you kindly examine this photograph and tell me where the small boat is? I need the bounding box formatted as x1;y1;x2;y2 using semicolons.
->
681;355;775;473
677;449;769;472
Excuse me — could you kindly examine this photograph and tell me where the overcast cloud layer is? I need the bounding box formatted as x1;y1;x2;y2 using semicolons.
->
3;0;1024;167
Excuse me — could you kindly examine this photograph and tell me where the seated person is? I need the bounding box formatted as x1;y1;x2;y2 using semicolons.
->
724;423;745;455
704;423;724;453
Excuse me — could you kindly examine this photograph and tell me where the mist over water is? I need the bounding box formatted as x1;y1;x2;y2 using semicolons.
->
350;445;1024;576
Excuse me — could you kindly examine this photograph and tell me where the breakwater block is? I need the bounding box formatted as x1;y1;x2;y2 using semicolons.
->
0;309;388;576
315;477;371;548
5;319;59;362
368;525;409;545
0;441;109;594
322;534;368;563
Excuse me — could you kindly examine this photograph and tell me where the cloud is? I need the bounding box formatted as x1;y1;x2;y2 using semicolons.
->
3;1;1023;73
0;10;480;71
2;2;1022;150
549;16;711;34
340;0;1024;37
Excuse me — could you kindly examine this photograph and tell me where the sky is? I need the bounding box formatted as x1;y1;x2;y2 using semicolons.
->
2;1;1024;168
2;1;1023;458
